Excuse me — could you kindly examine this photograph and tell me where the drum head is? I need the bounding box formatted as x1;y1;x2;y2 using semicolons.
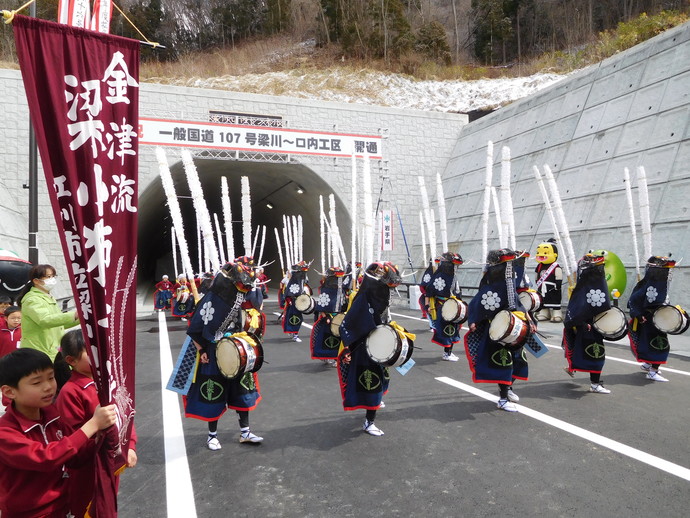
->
366;325;399;363
653;305;689;335
295;294;314;313
441;299;459;321
216;338;242;379
593;307;627;340
330;313;345;337
488;310;512;342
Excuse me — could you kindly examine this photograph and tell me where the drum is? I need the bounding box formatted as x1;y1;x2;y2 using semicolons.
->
592;306;628;340
489;310;529;348
440;298;468;324
518;290;543;313
241;309;266;338
330;313;345;337
365;324;414;367
216;335;264;379
295;293;315;314
653;305;690;335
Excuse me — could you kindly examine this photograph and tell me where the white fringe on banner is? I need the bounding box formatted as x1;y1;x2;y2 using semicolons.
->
241;177;252;256
182;149;220;272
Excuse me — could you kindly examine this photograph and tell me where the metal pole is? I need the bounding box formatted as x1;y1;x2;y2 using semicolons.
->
27;3;39;265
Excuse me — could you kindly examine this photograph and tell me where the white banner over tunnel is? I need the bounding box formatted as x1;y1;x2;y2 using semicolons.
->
139;117;384;159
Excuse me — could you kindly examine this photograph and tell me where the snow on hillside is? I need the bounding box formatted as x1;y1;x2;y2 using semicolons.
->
164;68;567;114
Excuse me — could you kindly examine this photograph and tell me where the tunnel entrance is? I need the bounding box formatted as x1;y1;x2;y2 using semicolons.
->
137;157;351;292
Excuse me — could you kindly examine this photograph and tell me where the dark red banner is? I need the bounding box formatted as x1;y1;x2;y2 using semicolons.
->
13;15;139;517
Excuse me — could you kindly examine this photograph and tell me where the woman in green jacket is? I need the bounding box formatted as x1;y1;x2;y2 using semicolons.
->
18;264;79;360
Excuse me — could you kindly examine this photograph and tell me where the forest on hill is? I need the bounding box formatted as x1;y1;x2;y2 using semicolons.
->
1;0;688;74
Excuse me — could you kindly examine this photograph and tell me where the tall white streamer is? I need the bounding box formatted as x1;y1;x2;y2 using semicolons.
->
636;166;653;260
319;196;326;272
500;146;516;250
623;168;641;279
436;173;448;252
418;176;437;259
543;165;577;275
220;177;235;261
481;141;494;263
182;150;220;272
351;153;358;265
258;225;267;265
274;227;285;273
491;186;504;248
213;213;226;265
156;148;194;279
533;166;571;279
171;228;179;277
241;177;252;256
363;156;375;265
282;217;293;267
419;211;427;265
297;215;304;263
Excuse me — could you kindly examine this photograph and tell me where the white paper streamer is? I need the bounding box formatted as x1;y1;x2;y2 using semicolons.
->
258;225;267;265
543;165;577;275
500;146;516;250
274;227;285;273
171;227;179;277
481;141;494;262
637;165;653;260
363;156;375;265
436;173;448;252
182;149;220;272
419;211;427;265
418;176;437;259
319;195;326;272
221;177;235;261
241;176;252;256
491;186;504;249
213;213;226;265
156;147;194;278
350;153;358;265
623;167;641;279
533;165;571;279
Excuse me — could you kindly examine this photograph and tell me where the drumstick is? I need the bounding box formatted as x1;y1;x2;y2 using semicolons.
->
623;167;641;280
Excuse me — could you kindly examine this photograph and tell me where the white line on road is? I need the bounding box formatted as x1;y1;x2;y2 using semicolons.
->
436;376;690;482
390;311;690;376
158;312;197;518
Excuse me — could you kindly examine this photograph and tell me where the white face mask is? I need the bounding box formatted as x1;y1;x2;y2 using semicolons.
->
42;277;58;291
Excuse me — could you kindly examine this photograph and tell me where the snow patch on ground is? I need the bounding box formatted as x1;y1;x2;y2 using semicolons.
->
163;68;566;114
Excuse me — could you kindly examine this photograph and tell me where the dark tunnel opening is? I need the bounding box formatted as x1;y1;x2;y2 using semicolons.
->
137;157;352;296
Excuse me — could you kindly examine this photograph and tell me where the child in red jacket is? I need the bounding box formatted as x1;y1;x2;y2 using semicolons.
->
0;348;116;518
0;306;21;358
55;330;138;517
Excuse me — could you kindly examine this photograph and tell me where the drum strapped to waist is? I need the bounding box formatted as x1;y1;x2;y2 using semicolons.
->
365;324;414;367
241;309;266;338
440;298;468;324
295;293;315;314
489;310;529;349
518;290;543;313
592;306;628;340
330;313;345;337
652;304;690;335
216;334;264;379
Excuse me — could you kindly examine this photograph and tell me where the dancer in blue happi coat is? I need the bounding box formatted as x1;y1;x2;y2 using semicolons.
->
281;260;311;342
310;266;347;366
337;262;411;436
425;252;465;362
184;261;265;450
464;249;538;412
562;252;621;394
628;255;688;382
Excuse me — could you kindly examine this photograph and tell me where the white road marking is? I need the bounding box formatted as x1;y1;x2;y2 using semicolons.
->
436;376;690;482
390;311;690;376
158;312;197;518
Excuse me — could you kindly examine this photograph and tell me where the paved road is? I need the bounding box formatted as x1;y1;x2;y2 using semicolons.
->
119;299;690;518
